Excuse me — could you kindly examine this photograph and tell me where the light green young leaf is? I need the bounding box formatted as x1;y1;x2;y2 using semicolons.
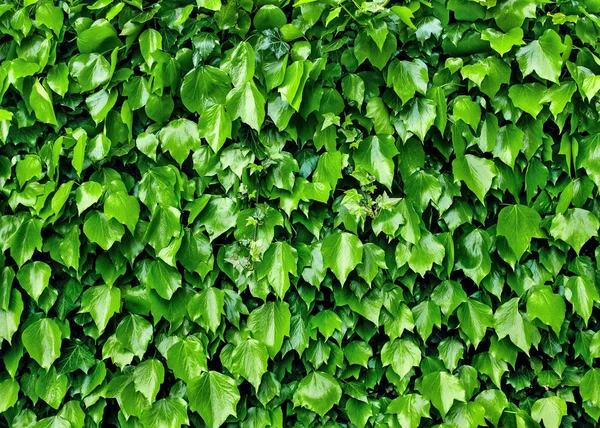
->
321;232;364;285
293;371;342;416
497;204;542;260
188;371;240;428
22;318;62;369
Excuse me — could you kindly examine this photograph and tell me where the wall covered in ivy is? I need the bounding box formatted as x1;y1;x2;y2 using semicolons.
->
1;0;600;427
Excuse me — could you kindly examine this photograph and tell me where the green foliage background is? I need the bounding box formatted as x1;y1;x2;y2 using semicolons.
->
1;0;600;426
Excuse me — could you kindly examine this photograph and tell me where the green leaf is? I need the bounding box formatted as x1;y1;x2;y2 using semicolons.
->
381;339;421;378
0;290;24;345
493;298;534;354
452;154;497;203
221;42;255;87
321;232;364;285
69;53;111;92
293;371;342;416
453;96;481;130
17;261;51;303
188;371;240;428
387;59;428;104
497;204;542;259
404;170;443;212
188;287;224;333
401;97;437;141
231;339;269;390
408;231;445;277
30;80;57;125
565;276;599;325
139;397;189;428
508;83;546;118
181;66;231;114
357;242;387;285
226;81;266;131
526;286;565;335
167;337;208;383
104;191;140;234
531;396;567;428
248;301;291;358
115;314;153;359
83;211;125;250
75;181;103;215
354;135;398;190
0;378;19;413
22;318;62;369
475;389;508;426
457;299;493;348
256;242;298;299
581;368;600;408
493;124;524;169
199;104;232;153
133;359;165;402
159;119;201;166
549;208;599;254
418;371;466;417
35;3;63;35
481;27;524;55
516;29;565;83
387;394;430;428
80;285;120;334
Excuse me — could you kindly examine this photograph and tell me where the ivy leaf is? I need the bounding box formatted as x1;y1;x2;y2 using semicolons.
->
83;211;125;251
9;218;43;268
321;232;364;285
0;378;19;413
188;287;225;334
549;208;599;254
387;394;430;428
199;104;232;153
188;371;240;428
387;59;428;104
457;299;493;348
497;204;542;259
581;368;600;408
166;337;208;383
30;80;57;125
452;154;497;203
408;231;445;277
133;359;165;402
231;339;269;390
17;261;51;303
481;27;524;55
354;135;398;190
493;298;534;354
531;396;567;428
418;371;466;417
401;97;437;141
181;66;231;114
247;301;291;358
139;397;189;428
256;242;298;299
158;119;201;166
115;314;153;359
516;29;565;83
104;191;140;234
293;371;342;416
565;276;599;325
226;81;266;131
381;339;421;378
526;286;565;335
22;318;62;369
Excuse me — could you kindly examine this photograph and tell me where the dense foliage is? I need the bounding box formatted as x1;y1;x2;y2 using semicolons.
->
2;0;600;426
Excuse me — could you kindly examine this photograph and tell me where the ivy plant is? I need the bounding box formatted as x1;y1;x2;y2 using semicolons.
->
1;0;600;427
